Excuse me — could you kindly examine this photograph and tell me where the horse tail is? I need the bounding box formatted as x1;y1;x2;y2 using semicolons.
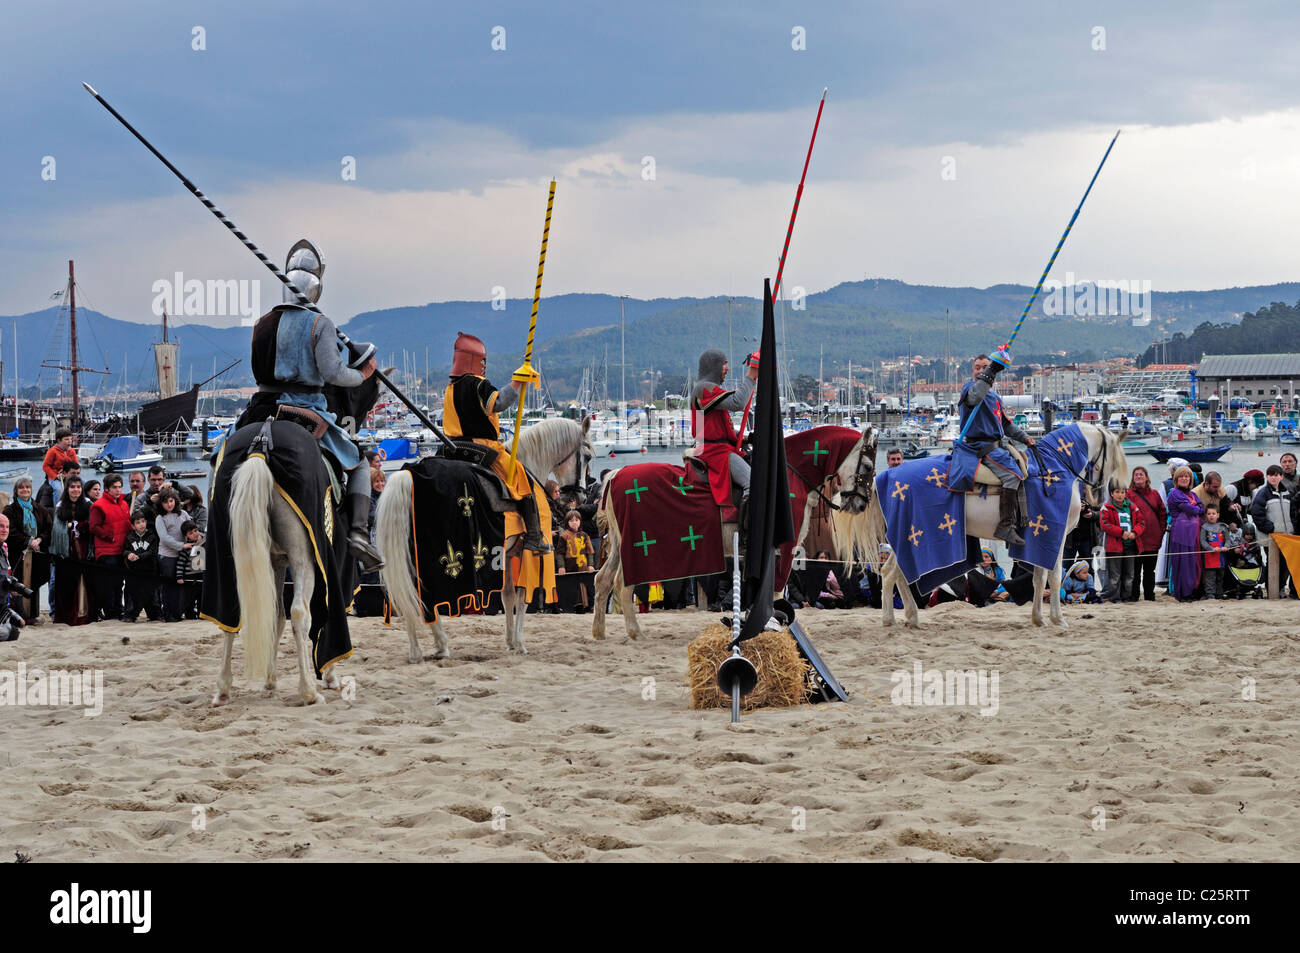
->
229;454;277;685
834;495;887;575
594;467;618;534
376;469;424;628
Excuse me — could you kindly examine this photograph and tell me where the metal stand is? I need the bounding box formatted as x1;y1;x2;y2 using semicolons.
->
717;532;758;723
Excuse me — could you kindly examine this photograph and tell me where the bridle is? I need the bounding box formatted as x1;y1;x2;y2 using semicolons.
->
789;434;876;512
556;438;593;496
1041;426;1112;499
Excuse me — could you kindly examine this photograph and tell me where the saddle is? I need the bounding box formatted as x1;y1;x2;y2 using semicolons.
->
685;455;742;522
274;403;328;440
971;444;1029;487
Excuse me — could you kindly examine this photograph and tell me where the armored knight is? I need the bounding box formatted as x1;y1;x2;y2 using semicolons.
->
237;239;385;570
690;348;758;518
442;332;552;553
950;349;1036;547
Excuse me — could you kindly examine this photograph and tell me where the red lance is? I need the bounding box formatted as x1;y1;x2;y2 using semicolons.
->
736;87;827;449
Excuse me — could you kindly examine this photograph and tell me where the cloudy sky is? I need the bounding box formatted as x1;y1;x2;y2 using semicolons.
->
3;0;1300;327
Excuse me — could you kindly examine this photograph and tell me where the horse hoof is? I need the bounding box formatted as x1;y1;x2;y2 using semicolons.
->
432;649;450;661
407;653;423;664
212;692;229;707
591;630;605;641
302;692;323;706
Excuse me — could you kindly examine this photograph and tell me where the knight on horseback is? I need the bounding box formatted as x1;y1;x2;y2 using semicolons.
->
233;239;385;571
690;348;758;523
951;349;1036;547
442;332;552;554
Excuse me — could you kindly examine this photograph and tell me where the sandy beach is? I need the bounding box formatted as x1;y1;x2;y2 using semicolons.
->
2;597;1297;862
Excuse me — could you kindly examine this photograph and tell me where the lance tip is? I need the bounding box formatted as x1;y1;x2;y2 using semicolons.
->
82;82;98;97
822;87;828;98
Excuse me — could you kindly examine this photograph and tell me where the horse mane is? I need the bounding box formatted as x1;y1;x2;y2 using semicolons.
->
516;417;590;477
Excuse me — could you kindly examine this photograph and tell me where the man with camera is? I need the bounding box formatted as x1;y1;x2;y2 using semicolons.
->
0;513;35;642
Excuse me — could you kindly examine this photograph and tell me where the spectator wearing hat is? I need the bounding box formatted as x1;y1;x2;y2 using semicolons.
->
1060;559;1100;604
1233;469;1266;509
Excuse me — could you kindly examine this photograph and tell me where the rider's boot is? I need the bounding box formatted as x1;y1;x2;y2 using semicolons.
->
346;493;385;572
519;495;554;554
993;487;1025;548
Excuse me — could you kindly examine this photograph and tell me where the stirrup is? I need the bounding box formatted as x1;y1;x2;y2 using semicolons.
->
522;530;553;555
348;531;385;572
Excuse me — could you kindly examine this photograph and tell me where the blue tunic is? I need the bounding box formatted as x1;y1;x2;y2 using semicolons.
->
947;381;1024;491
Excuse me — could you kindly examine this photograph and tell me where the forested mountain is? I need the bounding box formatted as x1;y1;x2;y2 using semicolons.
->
5;280;1298;400
1136;299;1300;366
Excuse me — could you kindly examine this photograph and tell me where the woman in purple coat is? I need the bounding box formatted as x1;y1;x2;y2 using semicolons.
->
1166;466;1204;601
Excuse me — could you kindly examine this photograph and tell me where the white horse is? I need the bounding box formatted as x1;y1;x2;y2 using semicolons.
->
213;452;337;706
376;417;593;660
867;423;1127;628
592;425;879;641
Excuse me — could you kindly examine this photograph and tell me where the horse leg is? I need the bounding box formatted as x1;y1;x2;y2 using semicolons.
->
1048;552;1066;628
212;631;235;706
511;586;528;655
592;521;622;640
1031;566;1046;626
264;560;287;691
427;619;448;660
274;506;320;705
881;560;898;627
898;570;920;628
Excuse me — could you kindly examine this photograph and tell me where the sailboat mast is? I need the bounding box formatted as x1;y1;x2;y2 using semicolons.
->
619;295;627;411
69;260;80;429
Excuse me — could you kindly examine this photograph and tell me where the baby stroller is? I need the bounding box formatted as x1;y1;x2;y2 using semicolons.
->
1225;529;1265;599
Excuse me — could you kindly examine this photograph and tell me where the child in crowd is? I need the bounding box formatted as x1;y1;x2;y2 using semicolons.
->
175;519;205;619
1100;483;1145;602
1200;503;1227;599
1060;559;1100;604
556;509;595;611
122;512;160;622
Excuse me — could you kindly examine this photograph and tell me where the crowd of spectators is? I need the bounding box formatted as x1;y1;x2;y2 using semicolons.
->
0;440;206;635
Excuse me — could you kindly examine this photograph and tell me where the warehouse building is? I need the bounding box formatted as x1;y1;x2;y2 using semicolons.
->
1195;354;1300;406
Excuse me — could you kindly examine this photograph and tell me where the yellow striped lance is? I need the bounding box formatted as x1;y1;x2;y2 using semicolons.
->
508;180;556;479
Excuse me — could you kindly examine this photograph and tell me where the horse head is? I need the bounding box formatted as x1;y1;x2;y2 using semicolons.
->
518;417;594;494
834;424;878;515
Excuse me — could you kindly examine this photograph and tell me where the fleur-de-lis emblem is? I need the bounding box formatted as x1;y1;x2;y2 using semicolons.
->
472;536;488;570
458;485;475;517
440;542;464;579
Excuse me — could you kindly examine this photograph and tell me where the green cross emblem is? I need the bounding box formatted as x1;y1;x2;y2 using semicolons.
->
673;476;694;496
680;525;703;551
803;440;829;462
625;479;647;502
634;531;657;555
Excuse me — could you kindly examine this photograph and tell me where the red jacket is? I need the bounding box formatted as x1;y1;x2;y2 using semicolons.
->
1127;485;1167;553
89;494;132;556
1100;499;1147;554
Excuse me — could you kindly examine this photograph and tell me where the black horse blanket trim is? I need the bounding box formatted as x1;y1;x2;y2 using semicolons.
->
201;421;354;677
404;456;507;623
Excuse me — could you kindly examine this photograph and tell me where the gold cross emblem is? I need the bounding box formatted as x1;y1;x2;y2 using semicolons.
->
892;480;910;501
1027;514;1049;537
1056;437;1074;454
925;467;946;487
440;542;464;578
908;524;924;546
938;513;957;535
1041;471;1061;486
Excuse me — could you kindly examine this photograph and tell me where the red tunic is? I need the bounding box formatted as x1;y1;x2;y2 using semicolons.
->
692;385;741;506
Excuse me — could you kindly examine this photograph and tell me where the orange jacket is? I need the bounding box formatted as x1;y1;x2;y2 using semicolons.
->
42;444;79;483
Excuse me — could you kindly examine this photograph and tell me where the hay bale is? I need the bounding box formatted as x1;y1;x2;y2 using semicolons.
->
687;624;811;711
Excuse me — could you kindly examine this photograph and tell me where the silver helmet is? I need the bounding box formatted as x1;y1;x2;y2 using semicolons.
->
283;239;324;304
